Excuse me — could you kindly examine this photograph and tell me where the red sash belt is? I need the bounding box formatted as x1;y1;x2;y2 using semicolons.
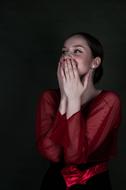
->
61;162;108;190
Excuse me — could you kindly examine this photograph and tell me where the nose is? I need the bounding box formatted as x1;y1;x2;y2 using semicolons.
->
63;52;73;59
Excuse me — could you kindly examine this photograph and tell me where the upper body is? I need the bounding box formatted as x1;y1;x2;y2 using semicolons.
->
35;87;122;165
35;32;122;188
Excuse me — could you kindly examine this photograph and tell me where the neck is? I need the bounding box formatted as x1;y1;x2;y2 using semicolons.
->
80;76;99;105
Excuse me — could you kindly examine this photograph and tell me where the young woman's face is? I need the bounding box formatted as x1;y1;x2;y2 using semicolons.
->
60;35;94;77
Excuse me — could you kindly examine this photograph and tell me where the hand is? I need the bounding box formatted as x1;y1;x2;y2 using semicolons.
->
57;57;67;100
61;57;91;100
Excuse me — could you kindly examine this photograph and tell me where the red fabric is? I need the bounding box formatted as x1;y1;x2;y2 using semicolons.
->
61;162;108;190
35;88;122;164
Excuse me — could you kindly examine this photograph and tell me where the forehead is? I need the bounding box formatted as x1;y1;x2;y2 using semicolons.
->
63;35;89;48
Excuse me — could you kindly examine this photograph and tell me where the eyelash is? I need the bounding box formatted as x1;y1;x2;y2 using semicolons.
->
61;49;83;55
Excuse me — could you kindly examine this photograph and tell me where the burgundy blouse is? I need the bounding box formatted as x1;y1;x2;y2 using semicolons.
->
35;88;122;188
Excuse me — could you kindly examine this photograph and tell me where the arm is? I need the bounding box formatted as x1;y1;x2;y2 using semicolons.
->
66;97;81;119
59;96;67;115
50;93;122;165
35;90;66;163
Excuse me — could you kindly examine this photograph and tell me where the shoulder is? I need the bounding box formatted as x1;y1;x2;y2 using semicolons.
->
102;89;121;108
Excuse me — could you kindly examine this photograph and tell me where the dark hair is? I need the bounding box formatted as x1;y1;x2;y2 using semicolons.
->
64;32;104;84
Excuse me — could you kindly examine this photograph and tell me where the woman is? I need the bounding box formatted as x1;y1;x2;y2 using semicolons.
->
35;32;122;190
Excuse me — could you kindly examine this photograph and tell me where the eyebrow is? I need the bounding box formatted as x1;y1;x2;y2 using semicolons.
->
62;45;87;49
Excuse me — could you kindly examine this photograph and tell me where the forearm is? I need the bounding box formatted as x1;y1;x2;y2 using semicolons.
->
66;98;81;119
62;97;87;164
58;96;67;115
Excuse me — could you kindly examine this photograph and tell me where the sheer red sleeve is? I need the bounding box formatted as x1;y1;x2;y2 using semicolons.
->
50;91;122;165
35;89;66;163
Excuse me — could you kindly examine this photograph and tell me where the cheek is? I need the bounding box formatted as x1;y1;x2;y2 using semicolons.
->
75;56;91;68
74;56;91;74
75;54;90;62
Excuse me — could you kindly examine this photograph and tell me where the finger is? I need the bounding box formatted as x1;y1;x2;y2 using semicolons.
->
67;58;74;79
57;61;61;76
71;58;79;78
64;59;70;80
57;60;65;80
60;64;66;82
69;58;75;77
58;56;65;67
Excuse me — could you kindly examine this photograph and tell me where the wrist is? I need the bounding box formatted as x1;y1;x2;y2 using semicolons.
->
61;95;67;101
67;98;81;110
66;99;81;119
67;97;81;104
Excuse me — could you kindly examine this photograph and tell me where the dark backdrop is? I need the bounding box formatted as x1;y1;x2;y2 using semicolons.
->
0;0;125;190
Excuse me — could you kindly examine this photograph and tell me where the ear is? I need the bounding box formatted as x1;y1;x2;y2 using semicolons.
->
91;57;101;69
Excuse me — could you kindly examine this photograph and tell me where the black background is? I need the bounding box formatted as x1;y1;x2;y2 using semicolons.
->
0;0;125;189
